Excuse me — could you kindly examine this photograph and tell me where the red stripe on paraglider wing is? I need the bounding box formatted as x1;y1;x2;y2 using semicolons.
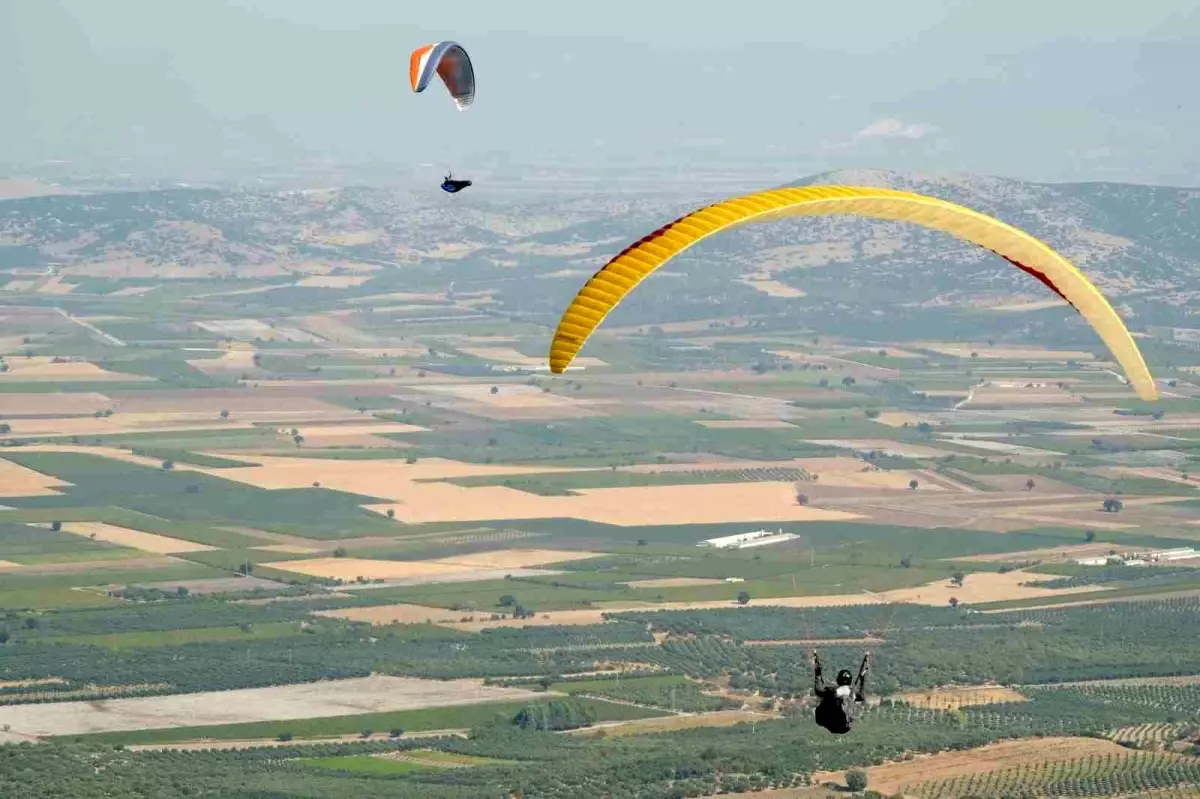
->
1000;255;1078;312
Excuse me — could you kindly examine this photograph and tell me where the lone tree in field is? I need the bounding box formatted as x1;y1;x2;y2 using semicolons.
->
490;386;499;394
909;479;919;490
795;491;810;506
736;591;751;605
333;547;348;558
846;769;868;792
1102;497;1124;513
951;572;966;588
949;597;960;608
1025;478;1036;490
220;409;229;420
50;521;62;532
386;508;395;519
1085;529;1096;542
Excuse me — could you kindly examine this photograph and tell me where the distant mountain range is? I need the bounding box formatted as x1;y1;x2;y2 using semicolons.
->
2;170;1197;334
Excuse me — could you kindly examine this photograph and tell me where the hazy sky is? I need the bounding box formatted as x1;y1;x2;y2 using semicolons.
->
3;0;1199;185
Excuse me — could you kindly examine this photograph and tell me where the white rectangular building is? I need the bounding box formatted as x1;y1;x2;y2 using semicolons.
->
699;529;800;550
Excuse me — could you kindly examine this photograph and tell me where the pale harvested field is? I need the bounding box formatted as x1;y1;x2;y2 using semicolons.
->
0;334;39;354
740;278;806;298
313;604;477;625
250;544;321;555
957;542;1119;563
0;560;22;570
107;286;156;297
186;346;256;374
938;436;1063;456
456;346;606;368
213;454;585;485
431;570;1101;630
1112;466;1200;488
312;230;387;247
262;557;476;581
0;675;541;738
573;710;775;738
2;280;36;292
996;513;1138;530
898;685;1027;710
1;414;265;438
211;454;863;525
37;276;76;294
265;549;598;581
623;456;928;491
814;736;1149;796
0;178;77;199
987;298;1065;312
436;595;890;632
960;473;1085;494
320;346;428;359
806;438;951;459
11;555;180;576
0;357;150;382
696;420;797;429
881;570;1105;605
624;577;727;588
348;291;448;304
115;394;351;416
296;274;372;288
968;387;1082;406
129;728;467;752
0;392;113;416
0;458;70;497
291;422;427;439
435;549;601;569
1050;674;1200;688
416;382;588;408
871;411;927;428
915;342;1097;360
58;522;217;555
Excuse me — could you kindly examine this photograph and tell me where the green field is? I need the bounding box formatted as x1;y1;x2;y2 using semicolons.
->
0;506;263;549
0;452;400;540
0;521;137;563
52;621;304;650
299;755;430;775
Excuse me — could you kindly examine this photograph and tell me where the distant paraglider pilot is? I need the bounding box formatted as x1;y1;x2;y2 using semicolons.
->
441;173;472;194
812;650;869;735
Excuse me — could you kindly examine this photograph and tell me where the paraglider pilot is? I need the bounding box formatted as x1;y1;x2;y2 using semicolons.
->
812;650;869;735
441;173;473;194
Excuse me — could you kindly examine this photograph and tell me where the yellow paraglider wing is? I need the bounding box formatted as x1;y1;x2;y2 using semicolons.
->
548;185;1158;401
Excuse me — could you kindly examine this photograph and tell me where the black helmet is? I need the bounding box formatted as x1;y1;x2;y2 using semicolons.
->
836;669;853;686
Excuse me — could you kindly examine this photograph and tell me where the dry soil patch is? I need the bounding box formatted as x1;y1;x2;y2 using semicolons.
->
58;522;217;555
897;684;1028;710
0;675;540;737
0;458;70;497
0;391;112;416
814;736;1148;796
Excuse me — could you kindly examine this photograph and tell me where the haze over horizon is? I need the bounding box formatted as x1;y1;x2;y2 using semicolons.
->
2;0;1199;188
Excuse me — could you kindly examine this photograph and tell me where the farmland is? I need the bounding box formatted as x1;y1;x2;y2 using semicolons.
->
0;173;1197;797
